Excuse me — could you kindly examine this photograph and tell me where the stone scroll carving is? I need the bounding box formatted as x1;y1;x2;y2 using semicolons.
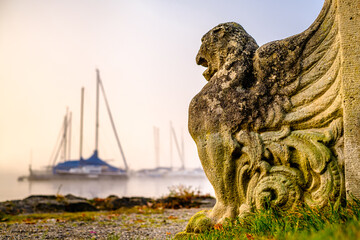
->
184;0;346;234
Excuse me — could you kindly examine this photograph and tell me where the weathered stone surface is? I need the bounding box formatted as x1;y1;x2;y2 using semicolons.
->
338;0;360;199
181;0;360;234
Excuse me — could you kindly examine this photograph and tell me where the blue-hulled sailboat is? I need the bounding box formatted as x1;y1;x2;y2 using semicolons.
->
28;70;128;180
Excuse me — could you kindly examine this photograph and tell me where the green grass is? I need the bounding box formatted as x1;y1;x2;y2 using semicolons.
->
185;197;360;240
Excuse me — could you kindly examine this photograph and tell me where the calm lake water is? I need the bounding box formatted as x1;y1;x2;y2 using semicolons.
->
0;172;214;201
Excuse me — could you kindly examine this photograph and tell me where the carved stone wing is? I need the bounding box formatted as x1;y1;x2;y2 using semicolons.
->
253;0;341;130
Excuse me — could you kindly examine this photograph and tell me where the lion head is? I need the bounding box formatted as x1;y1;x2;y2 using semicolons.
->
196;22;258;82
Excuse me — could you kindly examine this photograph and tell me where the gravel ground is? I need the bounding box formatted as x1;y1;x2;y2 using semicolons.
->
0;208;204;240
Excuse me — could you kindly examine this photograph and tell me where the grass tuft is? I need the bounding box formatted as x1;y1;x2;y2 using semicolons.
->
187;198;360;240
152;185;212;209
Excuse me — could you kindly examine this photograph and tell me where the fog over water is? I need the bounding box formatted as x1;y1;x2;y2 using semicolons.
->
0;171;214;202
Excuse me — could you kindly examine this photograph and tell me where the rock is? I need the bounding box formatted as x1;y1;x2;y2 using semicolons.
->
65;201;97;212
24;195;58;201
64;194;87;201
105;197;152;210
0;195;98;215
34;201;65;213
0;195;215;215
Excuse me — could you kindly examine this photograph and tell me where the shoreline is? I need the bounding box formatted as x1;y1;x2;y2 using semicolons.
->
0;194;215;239
0;193;215;215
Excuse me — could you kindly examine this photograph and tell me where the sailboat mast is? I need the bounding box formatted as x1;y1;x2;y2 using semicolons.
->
97;70;129;171
170;122;185;170
153;126;160;168
170;122;173;169
80;87;85;160
62;108;69;162
181;128;185;169
67;111;72;160
95;69;100;155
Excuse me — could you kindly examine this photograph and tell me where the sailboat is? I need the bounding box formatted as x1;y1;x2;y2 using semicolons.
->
134;122;205;178
28;70;129;180
165;122;205;178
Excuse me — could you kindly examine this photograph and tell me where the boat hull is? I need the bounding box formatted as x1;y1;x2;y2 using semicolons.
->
26;171;128;181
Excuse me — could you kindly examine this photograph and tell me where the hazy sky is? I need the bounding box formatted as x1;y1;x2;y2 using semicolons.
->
0;0;324;173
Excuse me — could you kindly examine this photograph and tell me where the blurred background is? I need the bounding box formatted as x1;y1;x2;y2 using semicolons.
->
0;0;324;200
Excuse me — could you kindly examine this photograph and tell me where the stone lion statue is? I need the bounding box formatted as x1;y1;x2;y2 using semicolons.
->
180;0;345;235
